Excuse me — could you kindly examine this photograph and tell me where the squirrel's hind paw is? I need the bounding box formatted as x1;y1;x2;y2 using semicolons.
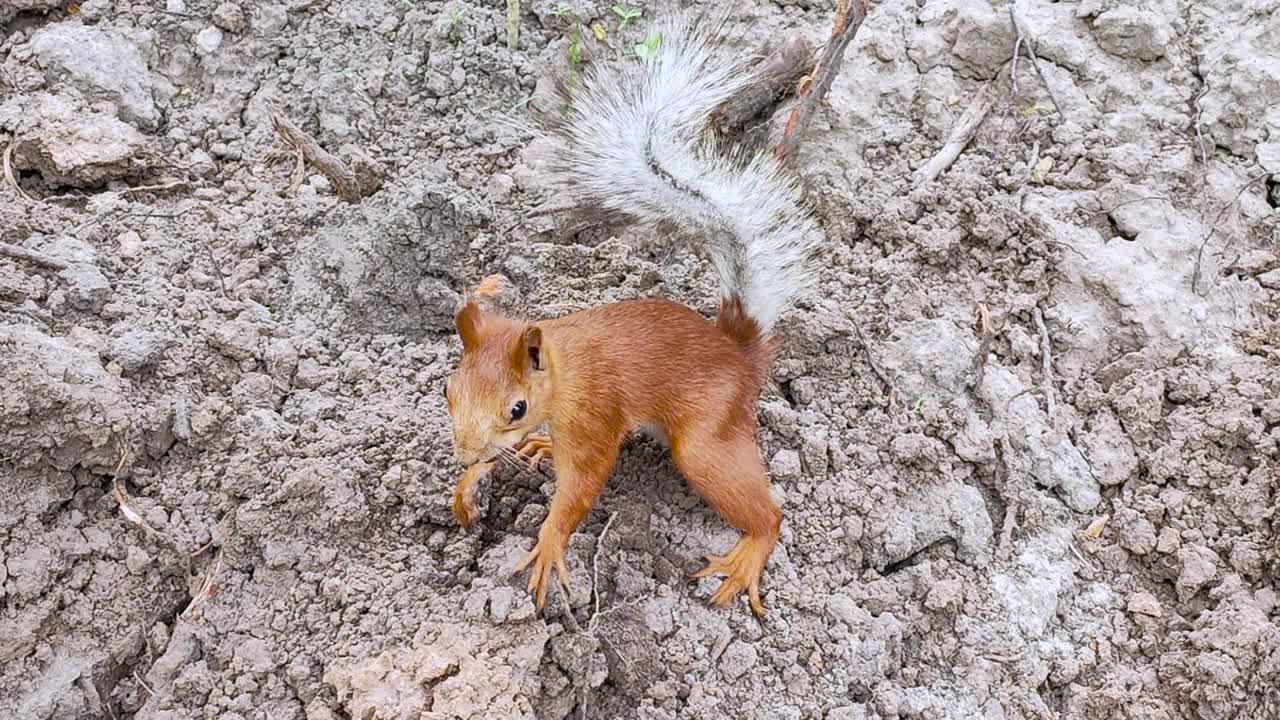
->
695;536;773;617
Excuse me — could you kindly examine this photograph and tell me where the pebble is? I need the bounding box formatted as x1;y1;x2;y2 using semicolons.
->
213;2;248;34
719;640;758;681
1126;592;1163;617
769;449;802;480
109;328;168;374
117;231;143;259
195;26;224;55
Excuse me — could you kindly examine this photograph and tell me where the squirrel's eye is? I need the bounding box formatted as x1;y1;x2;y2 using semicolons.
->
510;400;527;421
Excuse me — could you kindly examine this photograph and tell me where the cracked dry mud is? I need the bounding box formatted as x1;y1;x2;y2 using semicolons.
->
1;1;1278;719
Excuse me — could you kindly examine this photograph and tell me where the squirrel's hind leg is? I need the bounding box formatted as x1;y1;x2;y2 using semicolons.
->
671;431;781;617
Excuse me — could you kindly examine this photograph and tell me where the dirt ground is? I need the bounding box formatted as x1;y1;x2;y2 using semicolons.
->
2;0;1278;718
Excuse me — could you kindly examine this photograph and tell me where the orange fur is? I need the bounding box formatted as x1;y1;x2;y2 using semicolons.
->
446;296;783;616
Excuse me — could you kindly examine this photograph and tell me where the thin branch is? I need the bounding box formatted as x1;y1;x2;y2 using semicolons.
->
968;303;995;389
851;317;897;406
913;79;997;184
119;179;193;196
506;0;520;50
269;106;382;202
1008;0;1064;122
0;242;69;271
713;36;816;137
587;512;619;635
1192;172;1273;295
774;0;871;163
181;548;223;618
3;144;33;201
1032;307;1057;426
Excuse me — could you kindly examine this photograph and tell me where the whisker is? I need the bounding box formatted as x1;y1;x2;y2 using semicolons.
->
495;446;530;475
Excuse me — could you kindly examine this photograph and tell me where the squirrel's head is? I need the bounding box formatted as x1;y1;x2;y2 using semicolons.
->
444;301;551;466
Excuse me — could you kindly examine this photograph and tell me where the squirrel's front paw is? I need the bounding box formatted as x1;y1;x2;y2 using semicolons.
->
452;462;493;529
516;434;553;471
515;532;570;610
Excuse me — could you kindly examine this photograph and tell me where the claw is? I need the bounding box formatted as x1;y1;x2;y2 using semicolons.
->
693;554;728;579
692;537;773;617
452;462;494;529
516;434;553;471
515;532;570;611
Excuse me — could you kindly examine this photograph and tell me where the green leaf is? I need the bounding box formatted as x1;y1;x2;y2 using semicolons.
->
591;22;607;41
569;26;583;65
611;3;642;29
634;30;661;60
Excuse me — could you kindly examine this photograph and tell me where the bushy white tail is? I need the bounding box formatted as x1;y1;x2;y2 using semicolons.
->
542;15;822;331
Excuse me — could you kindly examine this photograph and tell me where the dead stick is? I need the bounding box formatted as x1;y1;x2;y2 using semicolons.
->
587;511;619;635
1008;1;1064;122
1192;172;1273;295
3;144;32;202
506;0;520;50
913;79;997;184
851;317;897;405
1032;307;1056;425
713;36;815;136
119;179;192;195
969;303;994;389
0;242;69;271
270;109;379;202
774;0;871;163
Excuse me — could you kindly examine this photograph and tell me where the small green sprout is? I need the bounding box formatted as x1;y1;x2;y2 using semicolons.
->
611;3;642;30
633;29;661;60
567;25;584;83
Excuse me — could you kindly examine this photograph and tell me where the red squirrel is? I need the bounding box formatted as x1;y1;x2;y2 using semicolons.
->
444;17;822;617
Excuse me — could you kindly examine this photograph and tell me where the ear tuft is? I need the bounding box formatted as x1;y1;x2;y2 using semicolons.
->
456;302;483;352
524;326;543;371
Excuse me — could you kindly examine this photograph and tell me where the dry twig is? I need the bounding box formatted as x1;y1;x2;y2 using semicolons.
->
1191;172;1273;295
270;107;382;202
913;79;997;184
181;548;224;618
110;436;164;539
3;143;32;201
1190;57;1211;168
1032;307;1057;425
0;242;69;271
133;670;155;698
586;511;619;634
713;36;815;137
506;0;520;50
774;0;872;163
1008;0;1064;122
851;318;897;406
969;303;995;388
119;179;193;196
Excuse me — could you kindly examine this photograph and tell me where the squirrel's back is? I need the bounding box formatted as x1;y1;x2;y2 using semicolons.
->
543;297;770;408
540;15;823;334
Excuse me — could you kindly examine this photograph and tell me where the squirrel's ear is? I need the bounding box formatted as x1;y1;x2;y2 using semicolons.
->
456;302;483;352
522;326;543;372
